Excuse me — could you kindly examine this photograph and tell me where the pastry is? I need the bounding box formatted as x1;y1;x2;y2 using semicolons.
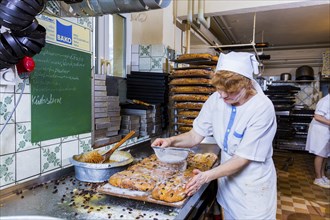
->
109;170;156;192
171;94;209;102
170;86;215;94
187;152;218;171
177;53;212;60
177;118;194;125
170;69;213;78
151;168;194;203
169;78;211;85
178;125;193;133
177;110;200;118
174;102;204;110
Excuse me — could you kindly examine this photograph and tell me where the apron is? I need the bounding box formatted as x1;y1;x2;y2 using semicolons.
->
216;103;277;220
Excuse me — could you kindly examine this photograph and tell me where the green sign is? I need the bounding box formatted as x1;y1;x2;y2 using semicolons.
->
31;43;91;142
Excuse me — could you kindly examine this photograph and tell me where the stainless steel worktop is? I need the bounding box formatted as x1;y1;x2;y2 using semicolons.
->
0;140;220;220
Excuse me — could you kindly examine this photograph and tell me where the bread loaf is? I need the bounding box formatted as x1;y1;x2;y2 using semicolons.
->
177;118;194;125
177;110;200;118
169;78;211;85
177;53;212;60
171;94;209;102
109;170;156;192
171;69;213;78
170;86;215;94
178;125;193;133
187;153;218;171
108;152;218;203
151;168;194;203
174;102;204;110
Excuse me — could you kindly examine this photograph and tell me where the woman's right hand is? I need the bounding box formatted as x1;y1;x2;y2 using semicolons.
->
151;138;171;148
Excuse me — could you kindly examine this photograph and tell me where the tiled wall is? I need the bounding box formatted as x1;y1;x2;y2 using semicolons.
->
0;79;93;189
0;17;94;190
131;44;168;72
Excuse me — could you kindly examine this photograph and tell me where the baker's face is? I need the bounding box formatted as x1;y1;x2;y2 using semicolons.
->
217;88;246;105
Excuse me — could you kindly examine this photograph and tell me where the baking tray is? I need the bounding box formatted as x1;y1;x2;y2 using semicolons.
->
97;183;186;208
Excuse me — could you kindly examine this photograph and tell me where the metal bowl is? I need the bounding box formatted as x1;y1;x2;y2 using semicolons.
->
70;150;133;183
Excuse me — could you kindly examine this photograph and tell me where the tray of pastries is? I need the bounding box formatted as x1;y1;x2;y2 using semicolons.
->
97;152;218;207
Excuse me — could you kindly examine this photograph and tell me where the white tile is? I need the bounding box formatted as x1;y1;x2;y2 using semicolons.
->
17;175;40;184
78;137;92;154
131;53;139;66
41;143;61;173
79;132;91;139
0;123;16;155
16;148;41;181
61;135;78;143
131;44;139;54
62;140;79;166
0;154;15;187
0;85;15;93
0;93;15;125
131;65;139;71
15;78;30;94
15;94;31;123
151;45;165;57
16;122;40;152
40;137;61;147
139;57;151;71
41;167;61;176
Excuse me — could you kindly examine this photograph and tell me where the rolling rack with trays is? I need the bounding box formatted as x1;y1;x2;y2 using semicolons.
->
169;54;217;135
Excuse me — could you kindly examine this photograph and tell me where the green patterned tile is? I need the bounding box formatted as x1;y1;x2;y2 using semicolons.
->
0;93;15;124
41;144;61;173
0;154;15;187
79;137;92;154
16;122;40;152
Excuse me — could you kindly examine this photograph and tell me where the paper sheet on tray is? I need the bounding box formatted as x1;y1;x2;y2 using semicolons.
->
97;183;186;208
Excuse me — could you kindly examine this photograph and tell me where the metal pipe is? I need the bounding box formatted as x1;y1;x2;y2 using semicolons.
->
197;0;210;28
187;0;193;24
218;16;238;43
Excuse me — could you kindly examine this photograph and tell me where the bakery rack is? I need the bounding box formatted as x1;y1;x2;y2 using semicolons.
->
169;54;217;135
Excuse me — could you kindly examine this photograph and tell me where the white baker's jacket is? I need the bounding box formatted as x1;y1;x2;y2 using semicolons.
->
193;92;277;220
306;94;330;157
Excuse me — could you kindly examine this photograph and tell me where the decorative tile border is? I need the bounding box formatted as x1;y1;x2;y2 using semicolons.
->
0;154;15;186
0;93;15;125
41;144;61;173
16;122;40;152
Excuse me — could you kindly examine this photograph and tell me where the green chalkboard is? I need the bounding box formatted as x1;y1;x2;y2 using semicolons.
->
31;43;91;142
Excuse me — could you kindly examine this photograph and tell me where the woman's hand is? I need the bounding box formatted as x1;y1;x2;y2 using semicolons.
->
151;138;171;147
185;169;210;196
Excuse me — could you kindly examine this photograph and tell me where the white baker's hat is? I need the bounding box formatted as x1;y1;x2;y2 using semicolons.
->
215;51;264;94
215;51;259;79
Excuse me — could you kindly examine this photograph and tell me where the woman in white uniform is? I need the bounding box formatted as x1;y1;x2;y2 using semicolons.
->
305;88;330;188
152;52;277;219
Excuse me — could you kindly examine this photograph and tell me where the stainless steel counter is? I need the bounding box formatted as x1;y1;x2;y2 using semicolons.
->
0;140;220;220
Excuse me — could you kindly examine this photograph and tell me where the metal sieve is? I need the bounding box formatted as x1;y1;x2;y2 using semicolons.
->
152;146;191;164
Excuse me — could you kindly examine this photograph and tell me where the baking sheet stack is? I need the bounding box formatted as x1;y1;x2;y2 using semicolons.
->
170;53;217;134
94;74;122;147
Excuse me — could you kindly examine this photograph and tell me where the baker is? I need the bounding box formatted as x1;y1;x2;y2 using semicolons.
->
152;51;277;219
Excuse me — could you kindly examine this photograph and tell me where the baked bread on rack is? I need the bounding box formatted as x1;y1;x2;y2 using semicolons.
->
171;69;213;78
177;53;212;60
170;86;215;94
169;78;211;85
171;94;209;102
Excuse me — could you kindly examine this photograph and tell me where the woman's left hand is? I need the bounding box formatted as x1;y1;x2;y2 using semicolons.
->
185;169;210;196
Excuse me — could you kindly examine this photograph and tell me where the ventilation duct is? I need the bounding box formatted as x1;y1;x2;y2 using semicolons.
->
45;0;172;17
